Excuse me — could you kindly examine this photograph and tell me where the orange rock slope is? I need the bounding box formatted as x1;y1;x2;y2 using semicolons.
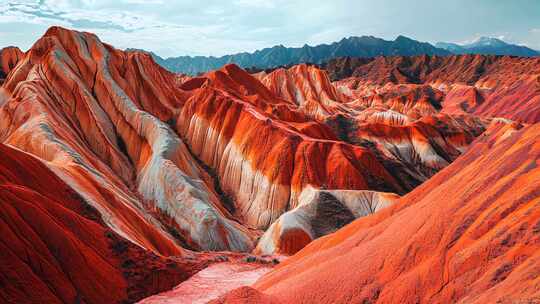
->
246;121;540;303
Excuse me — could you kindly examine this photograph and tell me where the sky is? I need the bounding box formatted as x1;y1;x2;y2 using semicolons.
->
0;0;539;58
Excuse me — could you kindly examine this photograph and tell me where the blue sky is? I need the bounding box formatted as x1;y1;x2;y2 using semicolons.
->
1;0;539;57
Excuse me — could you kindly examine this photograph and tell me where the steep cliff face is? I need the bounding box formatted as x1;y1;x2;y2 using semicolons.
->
250;121;540;303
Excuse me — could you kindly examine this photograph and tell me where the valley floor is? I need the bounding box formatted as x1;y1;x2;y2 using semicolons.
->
138;262;273;304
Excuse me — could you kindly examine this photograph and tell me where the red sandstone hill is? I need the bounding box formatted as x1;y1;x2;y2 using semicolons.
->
326;55;540;123
216;121;540;303
1;26;539;303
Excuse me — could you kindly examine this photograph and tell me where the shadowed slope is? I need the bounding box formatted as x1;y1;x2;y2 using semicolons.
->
0;143;206;304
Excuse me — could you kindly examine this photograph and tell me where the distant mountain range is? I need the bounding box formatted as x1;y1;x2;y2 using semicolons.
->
145;36;449;75
436;37;540;57
140;36;539;75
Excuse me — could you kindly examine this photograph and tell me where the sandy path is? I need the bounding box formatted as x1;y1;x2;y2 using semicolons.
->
138;262;272;304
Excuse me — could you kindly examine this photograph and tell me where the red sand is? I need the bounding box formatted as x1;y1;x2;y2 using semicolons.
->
138;262;272;304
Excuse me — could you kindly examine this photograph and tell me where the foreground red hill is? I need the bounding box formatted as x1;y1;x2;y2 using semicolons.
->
0;143;208;303
242;121;540;303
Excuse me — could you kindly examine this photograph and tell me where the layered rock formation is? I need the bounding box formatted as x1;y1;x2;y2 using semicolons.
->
0;27;254;252
224;120;540;303
326;55;540;123
258;64;488;188
177;64;407;231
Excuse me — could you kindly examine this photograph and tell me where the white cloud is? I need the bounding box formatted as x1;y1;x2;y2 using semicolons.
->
0;0;539;57
233;0;278;8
